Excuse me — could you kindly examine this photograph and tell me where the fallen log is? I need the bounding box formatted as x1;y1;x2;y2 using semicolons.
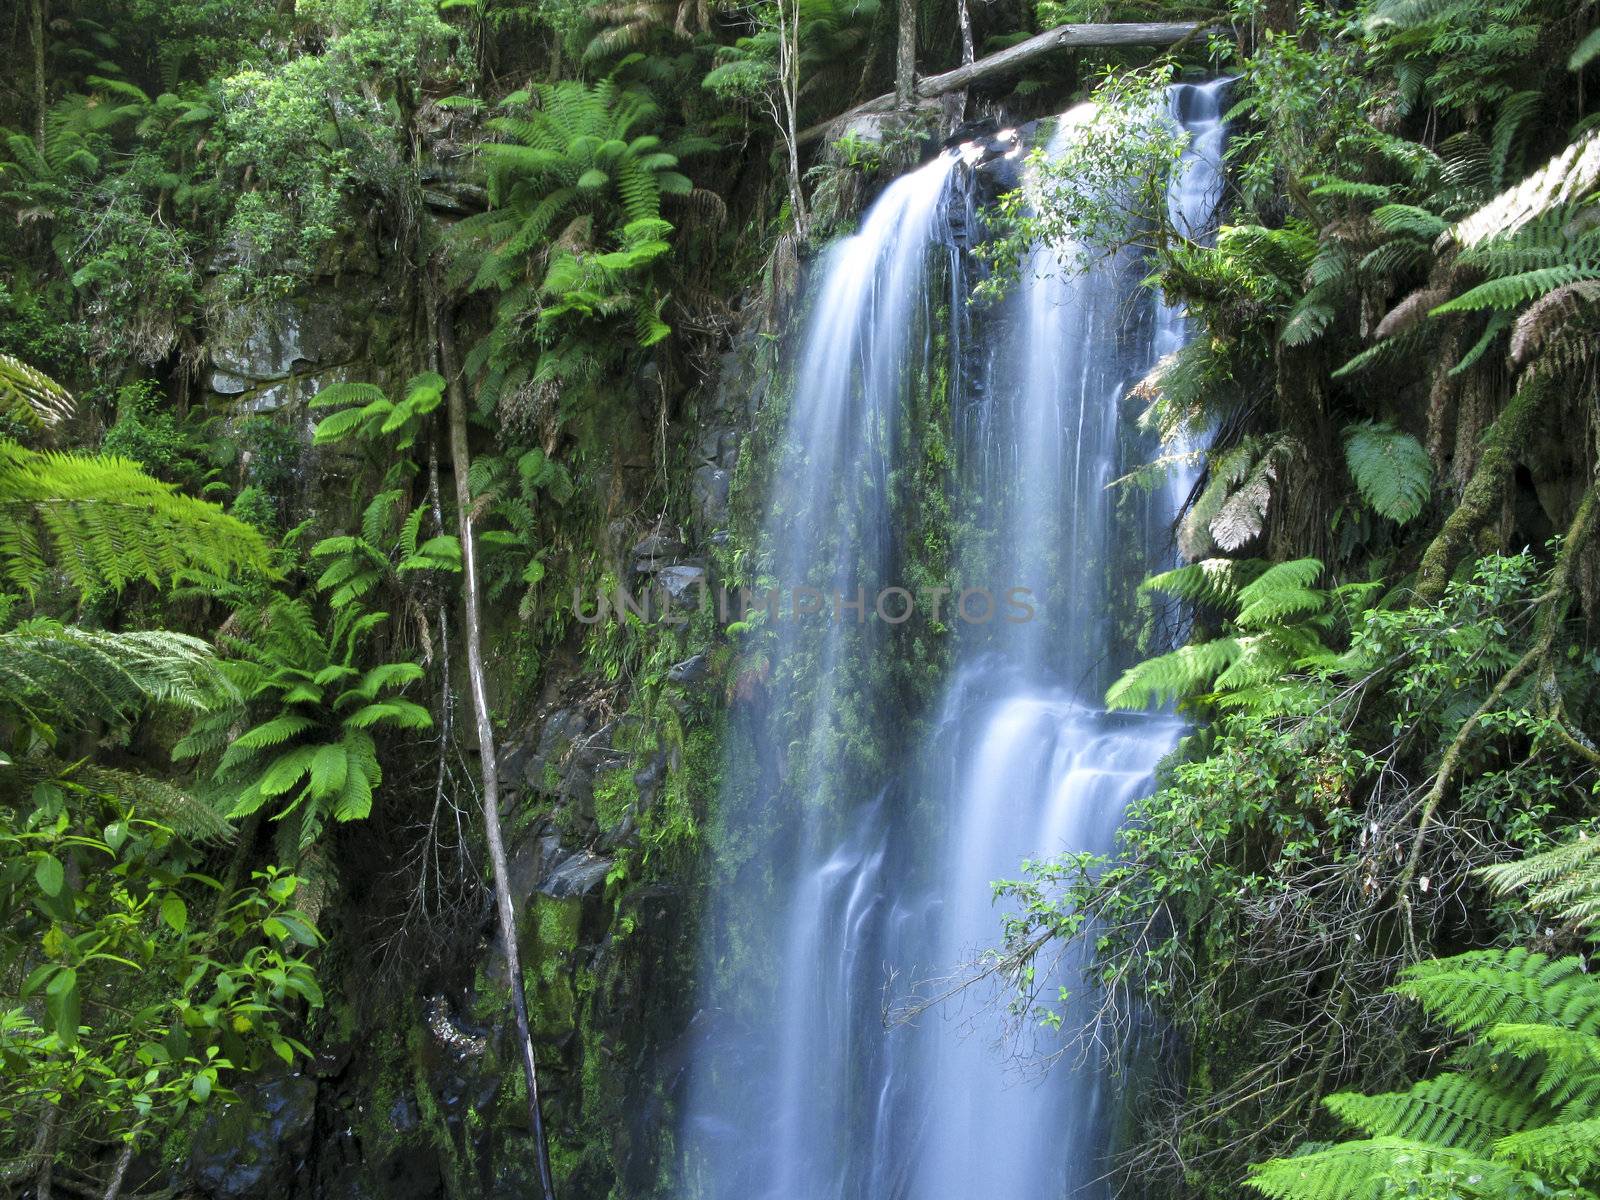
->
798;21;1205;144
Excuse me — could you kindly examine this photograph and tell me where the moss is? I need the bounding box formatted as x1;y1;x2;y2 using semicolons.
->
409;1022;475;1200
594;766;639;833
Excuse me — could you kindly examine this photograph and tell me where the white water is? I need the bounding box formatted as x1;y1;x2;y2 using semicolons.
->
679;80;1228;1200
679;151;963;1200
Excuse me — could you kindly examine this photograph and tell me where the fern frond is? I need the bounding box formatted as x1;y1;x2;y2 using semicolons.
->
1485;1024;1600;1106
1203;444;1281;554
1453;130;1600;248
1325;1077;1533;1153
1509;281;1600;367
1143;559;1259;609
12;751;234;842
1371;204;1449;241
0;353;75;429
1395;950;1600;1035
0;622;232;740
1495;1117;1600;1180
1343;422;1432;522
1248;1137;1514;1200
0;440;270;597
1479;837;1600;932
1433;266;1600;315
1106;637;1244;711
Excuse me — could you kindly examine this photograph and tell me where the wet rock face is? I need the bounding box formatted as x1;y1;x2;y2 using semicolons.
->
207;297;367;414
188;1075;318;1200
540;847;613;899
688;331;766;536
509;707;633;839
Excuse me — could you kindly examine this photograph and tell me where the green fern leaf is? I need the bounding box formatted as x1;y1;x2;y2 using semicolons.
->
307;742;349;799
1572;28;1600;72
1325;1077;1532;1153
1343;422;1432;522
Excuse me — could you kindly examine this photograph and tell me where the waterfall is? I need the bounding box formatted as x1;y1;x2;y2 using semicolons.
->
680;79;1227;1200
906;81;1228;1200
679;151;963;1200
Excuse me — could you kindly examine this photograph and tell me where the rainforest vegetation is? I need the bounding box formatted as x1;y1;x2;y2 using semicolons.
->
1;0;1597;1197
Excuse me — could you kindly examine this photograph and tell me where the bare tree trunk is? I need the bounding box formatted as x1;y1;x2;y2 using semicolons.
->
31;0;47;153
35;1103;58;1200
957;0;974;67
101;1136;137;1200
774;0;807;234
895;0;916;108
435;302;558;1200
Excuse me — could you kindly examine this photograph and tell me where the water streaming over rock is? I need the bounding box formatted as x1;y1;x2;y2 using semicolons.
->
679;150;965;1200
680;80;1227;1200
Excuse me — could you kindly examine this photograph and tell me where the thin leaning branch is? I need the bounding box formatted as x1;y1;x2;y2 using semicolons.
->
798;22;1205;144
435;296;558;1200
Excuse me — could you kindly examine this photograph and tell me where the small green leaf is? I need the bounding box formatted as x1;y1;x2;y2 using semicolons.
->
45;967;79;1045
35;854;64;897
161;895;189;935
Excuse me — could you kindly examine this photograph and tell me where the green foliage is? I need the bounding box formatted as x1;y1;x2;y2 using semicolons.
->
0;621;233;749
1248;942;1600;1200
0;772;320;1164
700;0;880;114
584;0;720;60
0;352;74;431
174;596;431;856
311;488;455;608
1478;836;1600;936
310;372;445;453
1106;557;1366;711
1003;553;1596;1189
1342;422;1432;523
0;437;270;599
469;448;572;618
100;380;223;493
977;66;1187;294
455;77;692;403
1365;0;1547;116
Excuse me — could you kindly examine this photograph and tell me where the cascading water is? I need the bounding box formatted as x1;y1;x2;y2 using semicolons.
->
906;80;1228;1200
679;80;1226;1200
679;150;963;1200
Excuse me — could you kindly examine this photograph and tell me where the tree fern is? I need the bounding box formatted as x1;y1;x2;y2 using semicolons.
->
452;78;695;407
1139;559;1261;610
1343;422;1432;522
310;374;443;454
1249;1137;1518;1200
1452;129;1600;248
1324;1077;1534;1153
1182;439;1289;558
1107;558;1334;711
0;438;270;598
0;621;232;745
1105;637;1245;711
1395;949;1600;1035
1252;930;1600;1200
175;596;431;856
1372;203;1450;240
1432;264;1600;315
1480;835;1600;934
